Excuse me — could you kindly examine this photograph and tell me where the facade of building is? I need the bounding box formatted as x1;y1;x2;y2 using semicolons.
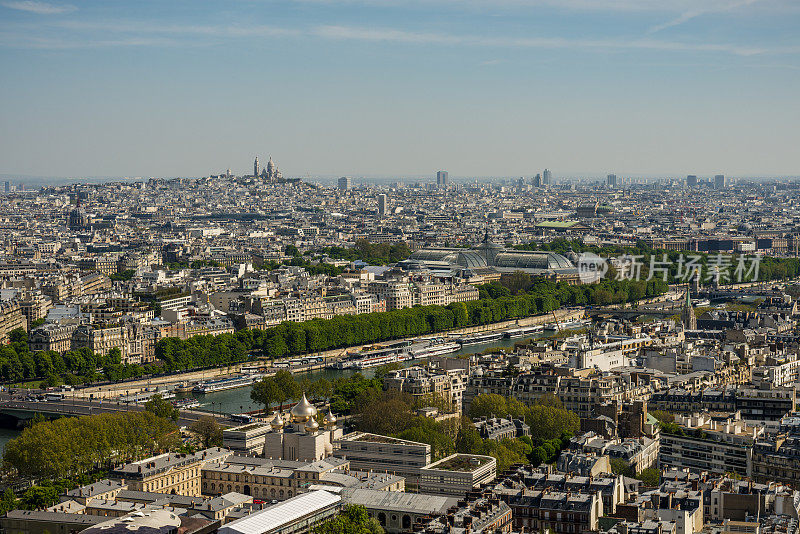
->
418;454;497;496
112;449;232;497
659;412;762;477
334;432;431;490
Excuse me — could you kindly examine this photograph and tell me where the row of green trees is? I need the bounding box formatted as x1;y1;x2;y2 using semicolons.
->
320;240;413;265
468;393;580;443
156;276;668;371
3;411;180;480
0;330;161;385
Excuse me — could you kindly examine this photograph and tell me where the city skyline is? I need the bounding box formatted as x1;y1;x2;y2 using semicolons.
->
1;0;799;178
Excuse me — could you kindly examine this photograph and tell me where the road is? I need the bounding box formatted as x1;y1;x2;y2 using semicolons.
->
73;307;588;400
0;393;238;427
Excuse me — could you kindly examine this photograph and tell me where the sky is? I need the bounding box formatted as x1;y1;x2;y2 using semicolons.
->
0;0;799;180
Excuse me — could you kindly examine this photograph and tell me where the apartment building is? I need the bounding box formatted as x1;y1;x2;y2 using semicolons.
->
659;412;763;477
752;433;800;486
200;456;348;502
650;387;795;421
113;448;231;497
334;432;431;490
504;489;602;533
418;454;497;497
17;291;53;328
72;324;127;357
367;281;413;311
384;365;468;410
28;323;78;353
0;299;25;343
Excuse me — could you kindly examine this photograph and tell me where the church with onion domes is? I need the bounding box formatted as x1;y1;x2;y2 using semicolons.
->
262;393;342;462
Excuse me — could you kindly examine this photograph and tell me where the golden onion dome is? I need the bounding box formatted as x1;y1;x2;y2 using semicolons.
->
290;393;317;422
305;417;320;433
270;411;285;430
323;410;337;427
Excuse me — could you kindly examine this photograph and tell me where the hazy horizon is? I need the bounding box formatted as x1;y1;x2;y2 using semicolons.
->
1;0;798;178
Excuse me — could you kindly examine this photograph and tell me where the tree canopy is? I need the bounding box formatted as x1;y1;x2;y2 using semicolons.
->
3;412;179;480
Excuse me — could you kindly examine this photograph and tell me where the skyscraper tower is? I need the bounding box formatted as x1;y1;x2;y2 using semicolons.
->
377;194;387;217
607;174;617;187
714;174;725;190
254;157;260;178
338;177;351;190
542;169;552;185
436;171;449;188
686;175;698;188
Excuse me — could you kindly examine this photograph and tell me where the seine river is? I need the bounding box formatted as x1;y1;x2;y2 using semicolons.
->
0;335;527;453
176;335;525;414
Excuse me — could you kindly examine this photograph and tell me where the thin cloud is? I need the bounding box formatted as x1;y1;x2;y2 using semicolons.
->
293;0;779;13
648;0;761;33
2;1;76;15
315;24;777;56
1;19;796;57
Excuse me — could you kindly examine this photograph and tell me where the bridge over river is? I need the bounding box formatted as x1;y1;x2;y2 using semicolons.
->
587;300;685;319
0;394;239;428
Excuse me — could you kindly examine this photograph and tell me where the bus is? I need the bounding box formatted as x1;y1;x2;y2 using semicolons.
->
231;413;254;424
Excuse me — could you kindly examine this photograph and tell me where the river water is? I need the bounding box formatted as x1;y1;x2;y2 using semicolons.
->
180;335;527;415
0;335;531;453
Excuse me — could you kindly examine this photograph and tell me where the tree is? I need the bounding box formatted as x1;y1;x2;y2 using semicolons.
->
20;485;58;510
8;328;27;344
534;393;563;408
455;420;483;454
525;405;580;442
469;394;508;419
637;468;661;487
308;377;333;402
3;412;179;480
251;377;282;410
190;416;223;448
610;458;635;477
314;504;383;534
356;391;414;436
0;489;18;514
144;394;179;422
273;370;301;409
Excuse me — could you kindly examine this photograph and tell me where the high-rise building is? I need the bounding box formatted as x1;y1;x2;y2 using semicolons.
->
436;171;449;188
542;169;552;185
714;174;725;190
253;157;259;178
377;194;388;217
3;181;9;194
687;175;698;188
606;174;617;187
338;176;351;190
533;174;542;187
